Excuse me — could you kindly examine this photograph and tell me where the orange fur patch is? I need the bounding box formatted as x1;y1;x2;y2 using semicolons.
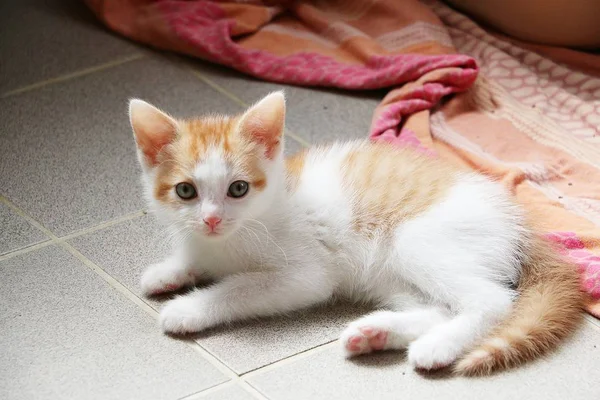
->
285;148;307;191
342;142;459;237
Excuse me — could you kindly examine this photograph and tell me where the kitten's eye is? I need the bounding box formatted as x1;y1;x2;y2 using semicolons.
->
175;182;197;200
228;180;249;198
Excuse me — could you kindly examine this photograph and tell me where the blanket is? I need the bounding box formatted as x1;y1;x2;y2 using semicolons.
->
86;0;600;318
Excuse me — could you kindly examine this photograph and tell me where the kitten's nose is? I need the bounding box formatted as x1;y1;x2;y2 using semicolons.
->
203;216;222;230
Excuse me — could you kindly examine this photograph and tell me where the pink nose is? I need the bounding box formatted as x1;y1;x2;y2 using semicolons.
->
203;216;222;230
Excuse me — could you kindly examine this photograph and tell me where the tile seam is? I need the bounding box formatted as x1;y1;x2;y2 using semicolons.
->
1;54;145;98
0;199;147;259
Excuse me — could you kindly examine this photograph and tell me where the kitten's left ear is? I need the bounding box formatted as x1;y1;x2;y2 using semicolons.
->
129;99;178;167
238;91;285;159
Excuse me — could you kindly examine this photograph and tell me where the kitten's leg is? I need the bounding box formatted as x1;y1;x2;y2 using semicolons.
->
391;218;517;369
140;253;202;297
159;268;333;334
407;281;513;370
340;308;449;356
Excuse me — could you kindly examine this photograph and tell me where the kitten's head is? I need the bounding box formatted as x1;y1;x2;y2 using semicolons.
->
129;92;286;240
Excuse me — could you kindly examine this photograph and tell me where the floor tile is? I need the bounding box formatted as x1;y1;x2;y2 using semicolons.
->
0;245;228;400
69;214;168;310
193;61;383;144
0;202;48;255
283;135;305;157
0;0;140;94
0;56;240;236
249;321;600;400
195;384;256;400
194;303;367;374
70;214;369;373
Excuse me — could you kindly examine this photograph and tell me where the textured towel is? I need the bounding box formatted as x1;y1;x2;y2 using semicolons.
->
86;0;600;317
424;0;600;317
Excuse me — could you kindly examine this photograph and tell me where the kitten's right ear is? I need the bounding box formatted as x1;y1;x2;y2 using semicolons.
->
129;99;178;167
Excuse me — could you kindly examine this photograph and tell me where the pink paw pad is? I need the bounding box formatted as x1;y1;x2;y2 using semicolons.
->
345;335;368;353
345;327;389;354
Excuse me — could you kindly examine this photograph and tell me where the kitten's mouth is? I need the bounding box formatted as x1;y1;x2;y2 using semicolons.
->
198;222;234;238
204;226;227;237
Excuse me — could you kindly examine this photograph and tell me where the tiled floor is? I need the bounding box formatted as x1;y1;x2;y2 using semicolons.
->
1;1;599;400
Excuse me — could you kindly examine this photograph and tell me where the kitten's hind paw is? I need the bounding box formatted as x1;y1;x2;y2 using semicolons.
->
407;335;459;371
340;325;389;356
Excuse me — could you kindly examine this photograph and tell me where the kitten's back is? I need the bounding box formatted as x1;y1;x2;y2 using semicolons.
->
286;140;462;236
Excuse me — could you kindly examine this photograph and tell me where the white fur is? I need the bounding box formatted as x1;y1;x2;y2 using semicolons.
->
136;98;528;371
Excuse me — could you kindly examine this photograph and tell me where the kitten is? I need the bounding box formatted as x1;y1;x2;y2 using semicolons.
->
129;91;583;375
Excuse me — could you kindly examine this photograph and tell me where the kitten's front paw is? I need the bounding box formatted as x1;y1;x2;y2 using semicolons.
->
159;296;210;334
140;261;196;297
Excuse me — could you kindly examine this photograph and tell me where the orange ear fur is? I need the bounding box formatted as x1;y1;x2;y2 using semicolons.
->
129;99;178;166
237;91;285;159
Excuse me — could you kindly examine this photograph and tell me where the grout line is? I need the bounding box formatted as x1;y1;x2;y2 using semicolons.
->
59;210;147;242
178;338;339;400
182;342;268;399
0;196;57;239
1;54;144;98
61;241;159;316
189;69;312;148
285;131;311;149
0;196;148;259
179;380;267;400
2;199;156;318
183;341;238;379
189;69;247;108
242;340;339;379
177;381;237;400
0;240;53;262
238;381;271;400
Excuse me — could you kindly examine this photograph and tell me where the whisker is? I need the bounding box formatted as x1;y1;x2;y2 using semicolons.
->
239;226;265;268
244;218;289;269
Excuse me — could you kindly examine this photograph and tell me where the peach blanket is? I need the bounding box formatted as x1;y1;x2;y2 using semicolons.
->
86;0;600;317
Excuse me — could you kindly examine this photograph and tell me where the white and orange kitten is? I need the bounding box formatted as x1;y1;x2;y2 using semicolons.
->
129;92;583;375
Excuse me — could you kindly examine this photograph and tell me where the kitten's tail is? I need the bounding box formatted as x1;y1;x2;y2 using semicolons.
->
454;234;585;376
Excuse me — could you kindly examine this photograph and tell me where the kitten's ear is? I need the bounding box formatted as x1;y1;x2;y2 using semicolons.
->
129;99;178;167
238;91;285;159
